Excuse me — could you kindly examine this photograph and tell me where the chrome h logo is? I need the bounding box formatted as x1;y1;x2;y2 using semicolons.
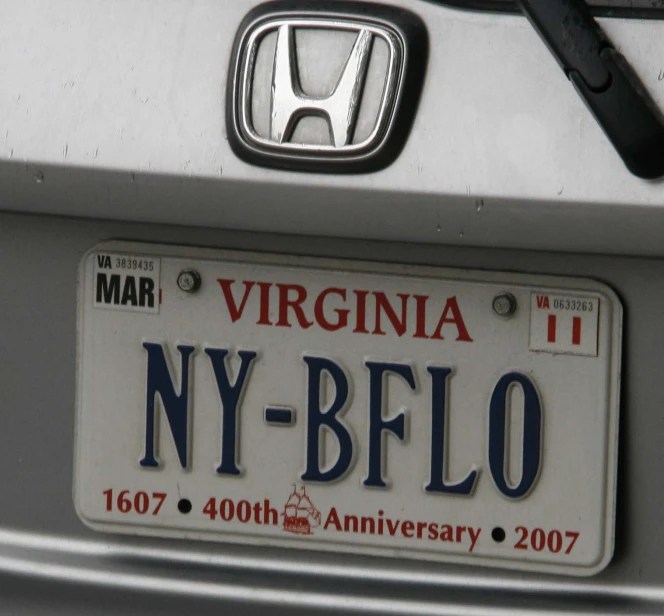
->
227;1;428;173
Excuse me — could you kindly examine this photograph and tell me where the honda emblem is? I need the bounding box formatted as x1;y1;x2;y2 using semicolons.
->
227;1;428;173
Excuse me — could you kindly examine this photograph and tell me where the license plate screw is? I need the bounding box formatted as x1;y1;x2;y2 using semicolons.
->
177;269;201;293
492;293;517;317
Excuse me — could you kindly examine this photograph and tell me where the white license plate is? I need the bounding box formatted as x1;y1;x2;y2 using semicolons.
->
75;242;622;576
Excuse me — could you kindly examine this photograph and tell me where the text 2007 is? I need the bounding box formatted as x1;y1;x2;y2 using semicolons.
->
103;489;166;515
514;526;579;554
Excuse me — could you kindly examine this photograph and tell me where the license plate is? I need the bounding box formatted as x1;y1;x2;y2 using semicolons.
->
75;242;622;576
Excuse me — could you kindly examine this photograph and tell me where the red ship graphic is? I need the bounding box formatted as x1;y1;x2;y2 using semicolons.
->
281;485;321;535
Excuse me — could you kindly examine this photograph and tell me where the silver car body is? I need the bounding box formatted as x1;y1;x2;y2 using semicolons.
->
1;0;664;613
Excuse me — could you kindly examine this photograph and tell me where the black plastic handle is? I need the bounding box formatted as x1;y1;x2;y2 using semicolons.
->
516;0;664;179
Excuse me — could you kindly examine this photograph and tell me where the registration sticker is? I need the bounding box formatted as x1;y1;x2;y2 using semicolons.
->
93;253;160;314
529;293;600;356
75;242;622;577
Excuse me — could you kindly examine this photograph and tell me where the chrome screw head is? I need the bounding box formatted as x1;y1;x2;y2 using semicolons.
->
492;293;517;318
177;269;201;293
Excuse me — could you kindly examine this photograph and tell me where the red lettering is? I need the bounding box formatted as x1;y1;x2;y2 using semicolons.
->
314;288;349;331
134;491;149;514
103;489;166;515
217;279;478;343
253;501;262;524
565;531;580;554
548;530;563;553
344;515;359;532
353;290;369;333
401;520;414;538
152;493;166;515
413;295;429;339
219;498;234;521
430;297;473;341
536;295;550;309
360;516;375;534
373;292;409;336
324;507;342;531
263;499;278;525
218;279;255;322
515;526;528;549
547;314;557;343
276;284;313;329
572;316;581;345
257;282;272;325
513;527;578;554
386;519;400;536
439;524;454;542
237;500;251;523
203;497;217;520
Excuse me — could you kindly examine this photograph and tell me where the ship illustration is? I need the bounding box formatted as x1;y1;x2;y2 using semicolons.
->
281;485;321;535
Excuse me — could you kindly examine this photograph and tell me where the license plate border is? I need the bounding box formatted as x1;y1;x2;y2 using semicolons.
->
74;240;623;577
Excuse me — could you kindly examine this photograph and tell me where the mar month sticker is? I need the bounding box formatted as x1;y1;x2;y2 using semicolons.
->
92;253;161;314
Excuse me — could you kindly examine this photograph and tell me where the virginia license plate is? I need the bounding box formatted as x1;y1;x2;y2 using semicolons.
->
74;241;622;576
